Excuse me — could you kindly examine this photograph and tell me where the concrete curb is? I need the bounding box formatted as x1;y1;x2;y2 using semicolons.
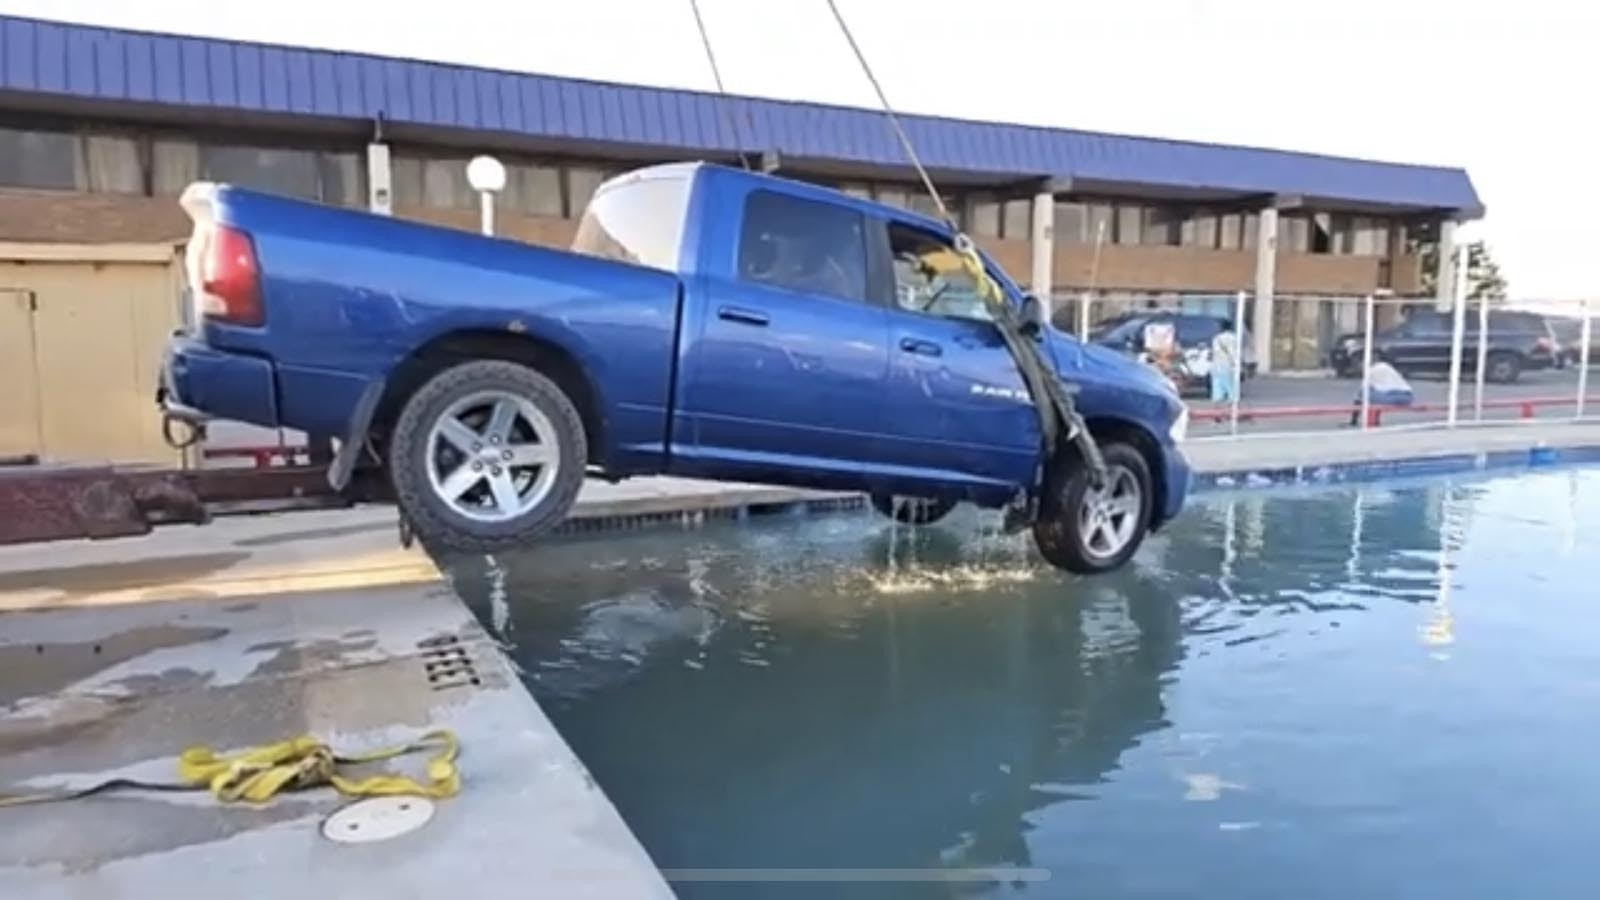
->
1194;443;1600;491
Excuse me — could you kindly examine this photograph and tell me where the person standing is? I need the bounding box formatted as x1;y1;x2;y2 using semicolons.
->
1210;320;1240;403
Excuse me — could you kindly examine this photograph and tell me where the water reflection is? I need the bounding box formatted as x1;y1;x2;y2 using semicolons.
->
443;467;1600;899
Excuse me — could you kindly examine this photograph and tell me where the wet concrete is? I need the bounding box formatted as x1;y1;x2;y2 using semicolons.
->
0;624;228;707
0;553;250;599
1;576;671;898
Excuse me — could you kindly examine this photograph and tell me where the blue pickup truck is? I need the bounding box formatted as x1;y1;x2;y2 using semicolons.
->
161;162;1189;573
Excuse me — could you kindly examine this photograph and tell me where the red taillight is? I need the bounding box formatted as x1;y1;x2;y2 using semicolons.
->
200;225;262;326
1536;336;1554;352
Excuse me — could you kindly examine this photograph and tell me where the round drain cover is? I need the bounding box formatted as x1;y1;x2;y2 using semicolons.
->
321;796;435;844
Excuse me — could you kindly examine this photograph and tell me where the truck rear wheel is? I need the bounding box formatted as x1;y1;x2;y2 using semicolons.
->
869;494;956;525
1032;442;1152;575
388;360;586;552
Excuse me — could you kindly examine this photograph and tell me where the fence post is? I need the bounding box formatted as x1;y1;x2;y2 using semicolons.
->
1473;294;1490;421
1446;246;1469;426
1360;293;1375;432
1579;300;1592;419
1077;290;1091;340
1230;290;1247;437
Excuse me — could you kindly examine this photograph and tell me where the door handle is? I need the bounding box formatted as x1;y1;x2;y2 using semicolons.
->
717;306;769;327
899;337;943;357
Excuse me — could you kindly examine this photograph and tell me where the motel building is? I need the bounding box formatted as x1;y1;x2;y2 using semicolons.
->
0;14;1482;465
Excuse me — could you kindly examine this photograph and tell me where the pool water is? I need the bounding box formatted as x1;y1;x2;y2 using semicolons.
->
444;468;1600;899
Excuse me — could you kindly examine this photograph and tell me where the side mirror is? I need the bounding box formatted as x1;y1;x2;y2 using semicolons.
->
1018;293;1046;337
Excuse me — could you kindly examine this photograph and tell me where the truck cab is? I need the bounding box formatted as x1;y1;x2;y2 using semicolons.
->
162;162;1190;573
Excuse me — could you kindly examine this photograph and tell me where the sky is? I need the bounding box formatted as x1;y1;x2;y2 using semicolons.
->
4;0;1597;300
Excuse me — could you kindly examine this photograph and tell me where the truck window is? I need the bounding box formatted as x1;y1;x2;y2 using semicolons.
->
738;190;868;302
571;171;691;272
886;223;990;321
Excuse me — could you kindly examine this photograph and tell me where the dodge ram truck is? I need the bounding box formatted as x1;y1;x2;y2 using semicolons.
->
160;162;1190;573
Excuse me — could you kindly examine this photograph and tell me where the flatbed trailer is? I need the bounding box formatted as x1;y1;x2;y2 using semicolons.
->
0;453;348;546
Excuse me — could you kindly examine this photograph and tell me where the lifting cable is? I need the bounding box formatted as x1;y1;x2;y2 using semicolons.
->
687;0;753;171
820;0;1106;487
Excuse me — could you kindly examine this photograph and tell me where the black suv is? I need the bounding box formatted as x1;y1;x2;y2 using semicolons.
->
1329;310;1557;383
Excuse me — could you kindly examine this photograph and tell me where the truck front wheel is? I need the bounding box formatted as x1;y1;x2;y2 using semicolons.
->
1032;442;1152;574
388;360;587;552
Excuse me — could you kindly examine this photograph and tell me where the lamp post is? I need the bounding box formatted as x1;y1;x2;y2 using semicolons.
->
466;155;507;236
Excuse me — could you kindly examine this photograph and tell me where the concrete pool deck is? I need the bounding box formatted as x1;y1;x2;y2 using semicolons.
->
0;511;674;899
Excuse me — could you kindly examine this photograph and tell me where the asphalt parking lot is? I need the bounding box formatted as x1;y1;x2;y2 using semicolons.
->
1190;366;1594;436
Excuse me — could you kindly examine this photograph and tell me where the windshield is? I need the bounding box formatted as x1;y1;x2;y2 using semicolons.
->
1092;316;1147;344
571;168;693;272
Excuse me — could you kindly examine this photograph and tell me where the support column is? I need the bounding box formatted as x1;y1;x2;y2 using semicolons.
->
1434;218;1458;312
1030;190;1055;315
366;142;393;216
1252;205;1279;374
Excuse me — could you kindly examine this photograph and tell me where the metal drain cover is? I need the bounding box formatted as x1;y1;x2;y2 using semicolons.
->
321;796;435;844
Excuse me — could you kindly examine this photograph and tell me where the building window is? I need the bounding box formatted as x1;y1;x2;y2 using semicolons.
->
1055;201;1088;244
1184;211;1218;248
565;166;611;217
509;163;563;217
200;144;321;201
1115;204;1142;245
422;157;474;210
0;127;80;191
907;192;941;218
1218;212;1243;249
1001;198;1031;239
1086;203;1114;246
1242;212;1259;250
1308;212;1334;253
737;189;867;302
1142;205;1183;246
875;185;910;210
968;193;1001;238
84;135;143;194
152;138;200;195
1350;217;1390;256
1280;214;1311;252
318;152;364;207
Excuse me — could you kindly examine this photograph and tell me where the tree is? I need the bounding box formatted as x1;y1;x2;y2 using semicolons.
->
1463;241;1508;305
1417;238;1509;305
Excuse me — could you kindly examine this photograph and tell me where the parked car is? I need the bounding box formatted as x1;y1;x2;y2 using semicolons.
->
159;163;1190;573
1090;312;1257;396
1328;310;1557;383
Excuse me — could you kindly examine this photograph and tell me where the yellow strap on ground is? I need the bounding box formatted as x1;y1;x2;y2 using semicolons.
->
0;729;459;808
178;729;461;804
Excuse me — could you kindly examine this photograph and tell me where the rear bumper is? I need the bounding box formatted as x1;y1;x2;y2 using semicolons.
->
159;333;280;429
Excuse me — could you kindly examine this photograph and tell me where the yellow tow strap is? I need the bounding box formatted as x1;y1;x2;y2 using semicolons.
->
0;729;459;808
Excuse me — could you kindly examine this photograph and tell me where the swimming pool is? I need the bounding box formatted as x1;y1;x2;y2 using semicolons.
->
445;466;1600;899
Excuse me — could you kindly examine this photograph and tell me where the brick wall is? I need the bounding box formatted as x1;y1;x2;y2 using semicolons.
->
0;189;189;244
393;206;579;247
979;234;1407;297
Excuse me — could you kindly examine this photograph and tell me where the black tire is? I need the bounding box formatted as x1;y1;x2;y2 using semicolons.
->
869;493;956;525
388;360;587;551
1032;442;1153;575
1485;352;1521;384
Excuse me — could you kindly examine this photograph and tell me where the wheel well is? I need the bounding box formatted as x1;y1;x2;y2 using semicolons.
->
375;330;604;463
1084;416;1166;526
